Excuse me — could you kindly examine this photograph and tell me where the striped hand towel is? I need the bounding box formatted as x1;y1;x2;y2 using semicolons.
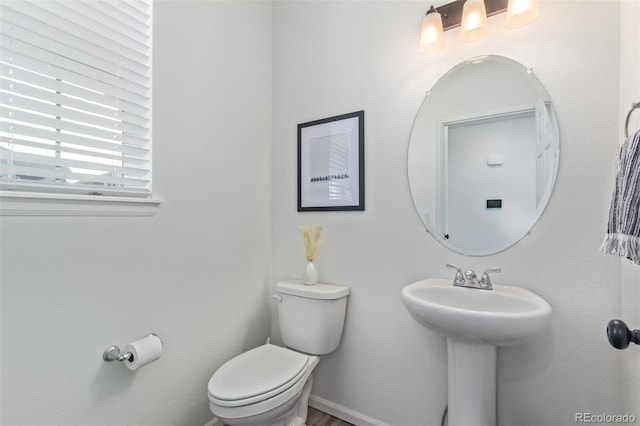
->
600;130;640;264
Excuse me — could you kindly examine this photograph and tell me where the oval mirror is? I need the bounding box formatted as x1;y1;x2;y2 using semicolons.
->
408;55;559;256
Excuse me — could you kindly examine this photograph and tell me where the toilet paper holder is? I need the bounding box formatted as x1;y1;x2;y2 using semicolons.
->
102;333;159;363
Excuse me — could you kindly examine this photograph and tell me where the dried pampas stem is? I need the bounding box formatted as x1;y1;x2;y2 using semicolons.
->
299;225;322;261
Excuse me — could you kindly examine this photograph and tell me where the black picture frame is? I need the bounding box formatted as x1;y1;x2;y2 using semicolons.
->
297;111;365;211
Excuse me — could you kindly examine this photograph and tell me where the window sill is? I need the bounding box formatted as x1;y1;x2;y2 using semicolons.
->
0;191;161;217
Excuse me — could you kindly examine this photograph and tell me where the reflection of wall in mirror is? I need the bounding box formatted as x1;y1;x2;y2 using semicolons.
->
445;111;537;253
535;101;559;206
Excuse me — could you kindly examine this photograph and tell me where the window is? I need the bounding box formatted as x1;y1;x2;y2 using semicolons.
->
0;0;152;201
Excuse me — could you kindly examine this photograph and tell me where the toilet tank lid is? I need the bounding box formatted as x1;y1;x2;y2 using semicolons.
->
277;280;350;299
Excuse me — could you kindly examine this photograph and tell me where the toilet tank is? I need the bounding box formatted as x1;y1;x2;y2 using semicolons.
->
276;280;349;355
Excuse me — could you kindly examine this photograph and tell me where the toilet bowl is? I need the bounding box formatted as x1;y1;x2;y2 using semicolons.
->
208;344;319;426
207;281;349;426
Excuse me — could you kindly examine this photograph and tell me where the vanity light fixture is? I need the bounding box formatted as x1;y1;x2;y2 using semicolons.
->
419;0;540;53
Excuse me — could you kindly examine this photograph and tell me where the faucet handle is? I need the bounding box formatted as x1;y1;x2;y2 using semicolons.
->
446;264;465;286
480;267;501;289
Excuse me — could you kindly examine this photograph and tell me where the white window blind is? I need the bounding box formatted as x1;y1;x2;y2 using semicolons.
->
0;0;152;198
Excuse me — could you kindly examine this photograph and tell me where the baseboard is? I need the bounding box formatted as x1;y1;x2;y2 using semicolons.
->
203;417;223;426
309;394;392;426
205;396;390;426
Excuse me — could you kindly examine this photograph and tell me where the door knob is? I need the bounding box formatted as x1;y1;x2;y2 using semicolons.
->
607;319;640;349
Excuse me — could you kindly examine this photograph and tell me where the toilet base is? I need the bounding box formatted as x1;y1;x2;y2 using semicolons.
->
214;375;314;426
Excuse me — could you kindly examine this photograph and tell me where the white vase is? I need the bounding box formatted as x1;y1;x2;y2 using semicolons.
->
303;261;318;285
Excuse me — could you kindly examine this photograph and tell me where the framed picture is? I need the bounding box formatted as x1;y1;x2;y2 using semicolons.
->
298;111;364;211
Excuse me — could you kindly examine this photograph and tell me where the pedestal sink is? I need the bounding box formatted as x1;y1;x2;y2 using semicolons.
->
401;278;551;426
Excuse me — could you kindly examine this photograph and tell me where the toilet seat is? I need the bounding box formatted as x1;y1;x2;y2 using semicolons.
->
208;344;315;408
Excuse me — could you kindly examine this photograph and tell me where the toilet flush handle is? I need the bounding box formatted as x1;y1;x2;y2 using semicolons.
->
271;294;282;303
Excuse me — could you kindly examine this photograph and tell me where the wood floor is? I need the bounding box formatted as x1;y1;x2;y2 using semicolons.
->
307;407;354;426
222;407;353;426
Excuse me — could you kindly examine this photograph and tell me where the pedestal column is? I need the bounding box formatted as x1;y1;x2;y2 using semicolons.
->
447;338;497;426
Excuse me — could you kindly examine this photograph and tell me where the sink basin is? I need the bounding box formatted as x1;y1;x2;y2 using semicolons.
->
402;277;552;426
401;278;551;346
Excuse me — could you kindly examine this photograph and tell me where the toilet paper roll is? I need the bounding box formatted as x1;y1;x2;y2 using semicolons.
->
123;334;163;371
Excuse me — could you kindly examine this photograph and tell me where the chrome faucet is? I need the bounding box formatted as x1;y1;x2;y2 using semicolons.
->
445;264;501;290
464;269;479;286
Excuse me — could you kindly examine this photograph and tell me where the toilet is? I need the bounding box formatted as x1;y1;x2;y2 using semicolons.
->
207;280;350;426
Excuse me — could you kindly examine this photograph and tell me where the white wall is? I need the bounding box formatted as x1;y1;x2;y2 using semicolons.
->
0;1;272;425
273;1;638;425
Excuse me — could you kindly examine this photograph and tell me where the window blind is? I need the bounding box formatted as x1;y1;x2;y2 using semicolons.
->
0;0;152;197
